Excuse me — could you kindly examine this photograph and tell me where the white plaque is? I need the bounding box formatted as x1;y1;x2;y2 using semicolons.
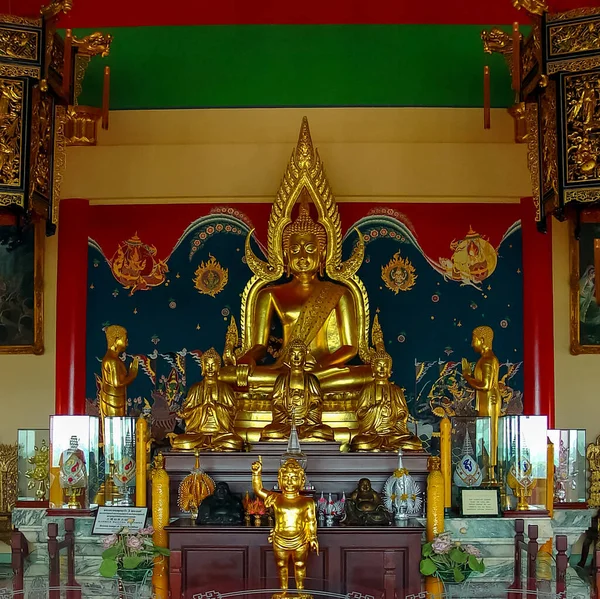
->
460;489;500;516
93;506;148;535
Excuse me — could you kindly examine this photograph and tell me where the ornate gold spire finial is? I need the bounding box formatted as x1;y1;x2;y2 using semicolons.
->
295;116;315;171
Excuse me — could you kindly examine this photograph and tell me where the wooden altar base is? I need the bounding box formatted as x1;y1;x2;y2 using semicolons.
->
162;443;431;518
166;518;424;599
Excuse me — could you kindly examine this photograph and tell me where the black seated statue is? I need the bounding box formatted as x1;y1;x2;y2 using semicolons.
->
341;478;392;526
196;481;244;525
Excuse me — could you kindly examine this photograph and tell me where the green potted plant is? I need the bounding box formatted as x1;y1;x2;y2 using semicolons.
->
420;532;485;583
99;526;170;582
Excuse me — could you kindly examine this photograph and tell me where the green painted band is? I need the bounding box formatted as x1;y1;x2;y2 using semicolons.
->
75;24;526;110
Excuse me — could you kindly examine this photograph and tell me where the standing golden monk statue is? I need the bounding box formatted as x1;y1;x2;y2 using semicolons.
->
252;457;318;598
462;325;501;484
100;325;138;419
351;348;422;452
169;348;244;451
261;339;334;442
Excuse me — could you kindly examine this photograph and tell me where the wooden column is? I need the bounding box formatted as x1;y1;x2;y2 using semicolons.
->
520;197;555;426
55;199;89;415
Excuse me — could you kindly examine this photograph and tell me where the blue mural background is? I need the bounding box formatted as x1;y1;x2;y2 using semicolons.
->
86;203;523;442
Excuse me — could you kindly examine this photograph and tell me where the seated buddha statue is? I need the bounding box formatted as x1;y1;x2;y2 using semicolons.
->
260;339;334;442
341;478;392;526
351;349;422;452
220;197;373;397
169;348;244;452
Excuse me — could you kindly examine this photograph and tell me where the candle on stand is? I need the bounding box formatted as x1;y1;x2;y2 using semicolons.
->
512;22;521;95
484;66;491;129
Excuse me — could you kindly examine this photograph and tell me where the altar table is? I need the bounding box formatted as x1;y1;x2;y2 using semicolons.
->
166;518;424;599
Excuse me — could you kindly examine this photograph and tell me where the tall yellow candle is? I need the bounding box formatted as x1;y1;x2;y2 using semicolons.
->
152;453;170;599
135;415;148;507
425;456;445;599
440;416;452;509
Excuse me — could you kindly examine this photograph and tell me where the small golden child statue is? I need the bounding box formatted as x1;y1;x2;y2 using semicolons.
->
251;456;318;598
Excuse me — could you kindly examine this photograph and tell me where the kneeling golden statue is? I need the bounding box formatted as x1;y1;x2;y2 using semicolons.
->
260;339;334;442
252;457;318;598
351;349;422;452
169;348;244;452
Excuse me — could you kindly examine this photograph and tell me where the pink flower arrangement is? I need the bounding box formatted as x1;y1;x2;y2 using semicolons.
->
99;526;170;579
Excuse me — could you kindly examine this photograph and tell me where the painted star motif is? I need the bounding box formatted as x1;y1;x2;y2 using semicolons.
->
176;273;181;279
457;321;462;327
196;324;201;330
517;268;521;274
133;308;138;314
487;285;491;291
89;283;94;289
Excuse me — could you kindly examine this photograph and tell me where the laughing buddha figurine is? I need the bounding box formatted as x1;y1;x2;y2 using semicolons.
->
252;457;318;598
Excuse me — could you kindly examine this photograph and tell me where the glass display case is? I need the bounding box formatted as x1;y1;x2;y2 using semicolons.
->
103;417;136;506
548;429;587;506
450;417;491;509
17;429;50;505
499;415;548;513
49;416;100;510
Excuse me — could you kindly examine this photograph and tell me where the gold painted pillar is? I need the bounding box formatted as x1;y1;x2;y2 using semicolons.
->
425;456;445;599
152;453;169;599
440;416;452;509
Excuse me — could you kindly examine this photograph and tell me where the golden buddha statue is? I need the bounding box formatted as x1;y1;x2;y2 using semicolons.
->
99;324;138;420
462;325;501;484
261;339;334;442
219;118;394;441
251;457;318;597
169;348;244;451
351;341;422;452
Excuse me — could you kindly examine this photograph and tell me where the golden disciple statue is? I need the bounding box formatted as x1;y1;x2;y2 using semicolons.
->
351;348;422;452
100;325;138;419
261;339;334;442
169;348;244;452
462;325;501;484
252;457;318;597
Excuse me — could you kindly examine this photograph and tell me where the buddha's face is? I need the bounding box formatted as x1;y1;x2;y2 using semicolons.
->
214;483;229;501
288;345;306;368
471;334;483;353
279;466;304;493
202;356;219;377
287;231;322;276
358;478;372;493
373;358;391;380
113;334;127;353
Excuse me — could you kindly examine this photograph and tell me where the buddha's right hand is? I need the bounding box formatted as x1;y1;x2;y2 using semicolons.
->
251;460;262;475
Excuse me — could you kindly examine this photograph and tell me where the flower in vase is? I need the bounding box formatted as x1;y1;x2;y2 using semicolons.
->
102;534;118;549
464;544;482;558
126;536;143;551
431;533;453;554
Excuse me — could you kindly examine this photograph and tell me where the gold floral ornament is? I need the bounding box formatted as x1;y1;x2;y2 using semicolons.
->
193;254;228;298
381;252;417;294
110;234;168;295
178;450;215;520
